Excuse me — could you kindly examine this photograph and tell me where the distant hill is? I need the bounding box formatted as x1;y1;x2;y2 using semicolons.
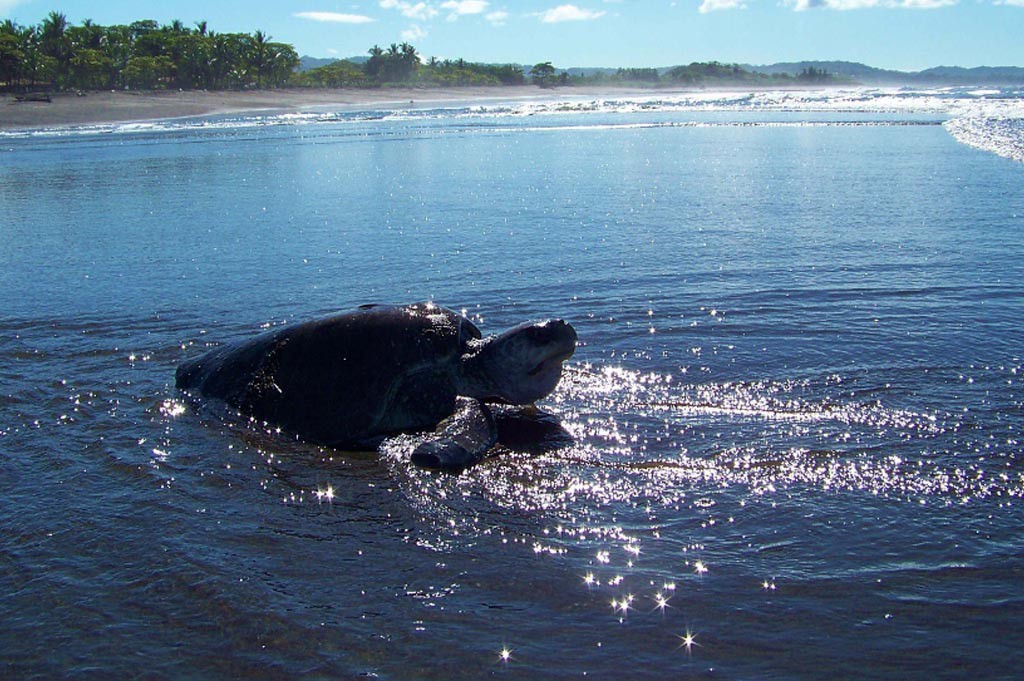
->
558;61;1024;85
914;66;1024;85
744;61;1024;85
562;67;618;78
744;61;906;84
298;56;336;72
299;54;1024;86
298;55;367;72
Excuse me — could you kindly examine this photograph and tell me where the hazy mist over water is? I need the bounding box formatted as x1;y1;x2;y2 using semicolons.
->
2;87;1023;679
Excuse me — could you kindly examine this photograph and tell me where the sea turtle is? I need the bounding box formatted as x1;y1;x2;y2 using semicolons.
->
175;303;577;471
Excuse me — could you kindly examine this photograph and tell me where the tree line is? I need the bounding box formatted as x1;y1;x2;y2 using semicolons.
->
0;11;842;93
300;58;845;89
295;45;529;89
576;62;845;86
0;12;298;91
0;13;531;92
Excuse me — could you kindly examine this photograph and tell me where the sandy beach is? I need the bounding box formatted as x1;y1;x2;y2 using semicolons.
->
0;85;670;130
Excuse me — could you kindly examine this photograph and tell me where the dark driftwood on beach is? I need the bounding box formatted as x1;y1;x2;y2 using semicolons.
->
12;93;52;103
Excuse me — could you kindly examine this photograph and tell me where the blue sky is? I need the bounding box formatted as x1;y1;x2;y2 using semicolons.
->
3;0;1022;71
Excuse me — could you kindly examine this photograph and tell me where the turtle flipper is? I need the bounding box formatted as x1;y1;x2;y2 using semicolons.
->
411;398;497;472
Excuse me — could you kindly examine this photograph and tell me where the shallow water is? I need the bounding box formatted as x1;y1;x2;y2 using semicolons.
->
2;87;1024;679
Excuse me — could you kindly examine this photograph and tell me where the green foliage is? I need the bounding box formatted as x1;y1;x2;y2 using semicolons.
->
417;58;524;86
0;31;26;87
295;51;524;89
615;67;659;83
797;66;832;83
666;61;755;84
293;60;370;88
531;61;557;87
1;12;298;92
659;61;841;86
365;43;419;83
123;55;173;89
0;11;846;95
69;47;109;89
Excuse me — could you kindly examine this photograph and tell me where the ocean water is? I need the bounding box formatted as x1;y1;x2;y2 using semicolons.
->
2;87;1023;679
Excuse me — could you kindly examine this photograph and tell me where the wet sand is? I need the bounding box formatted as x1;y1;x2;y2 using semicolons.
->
0;85;669;130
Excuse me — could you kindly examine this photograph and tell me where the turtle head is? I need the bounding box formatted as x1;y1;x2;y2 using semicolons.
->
464;318;577;405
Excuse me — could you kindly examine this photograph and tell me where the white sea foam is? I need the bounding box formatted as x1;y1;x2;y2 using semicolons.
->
3;87;1022;162
944;116;1024;163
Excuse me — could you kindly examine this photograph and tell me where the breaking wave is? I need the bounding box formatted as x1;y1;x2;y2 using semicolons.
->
944;116;1024;163
3;86;1023;161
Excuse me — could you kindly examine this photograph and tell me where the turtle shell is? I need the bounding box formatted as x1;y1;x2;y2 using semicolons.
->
176;303;482;447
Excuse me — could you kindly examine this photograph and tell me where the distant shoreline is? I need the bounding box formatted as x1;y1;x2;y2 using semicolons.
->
0;83;837;131
0;85;674;131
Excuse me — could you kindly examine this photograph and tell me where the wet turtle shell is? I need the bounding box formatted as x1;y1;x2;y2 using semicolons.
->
176;303;482;447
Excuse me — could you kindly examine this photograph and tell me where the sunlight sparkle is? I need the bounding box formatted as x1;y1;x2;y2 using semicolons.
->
677;629;699;657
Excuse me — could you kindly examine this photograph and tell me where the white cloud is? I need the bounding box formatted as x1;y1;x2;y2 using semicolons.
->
402;24;428;40
0;0;29;16
294;11;376;23
788;0;956;8
789;0;858;9
994;0;1024;5
536;4;608;22
486;10;510;24
380;0;440;20
380;0;509;25
441;0;490;15
699;0;746;12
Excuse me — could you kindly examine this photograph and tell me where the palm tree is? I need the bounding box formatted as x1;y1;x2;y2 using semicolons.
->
16;25;43;89
40;11;70;86
210;32;244;89
400;42;417;64
0;21;26;90
531;61;556;88
398;42;419;81
40;11;67;47
263;41;298;87
366;44;384;79
79;19;102;49
250;30;269;87
102;24;133;88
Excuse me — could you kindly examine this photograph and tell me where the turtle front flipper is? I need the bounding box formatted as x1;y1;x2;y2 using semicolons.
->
411;398;497;472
